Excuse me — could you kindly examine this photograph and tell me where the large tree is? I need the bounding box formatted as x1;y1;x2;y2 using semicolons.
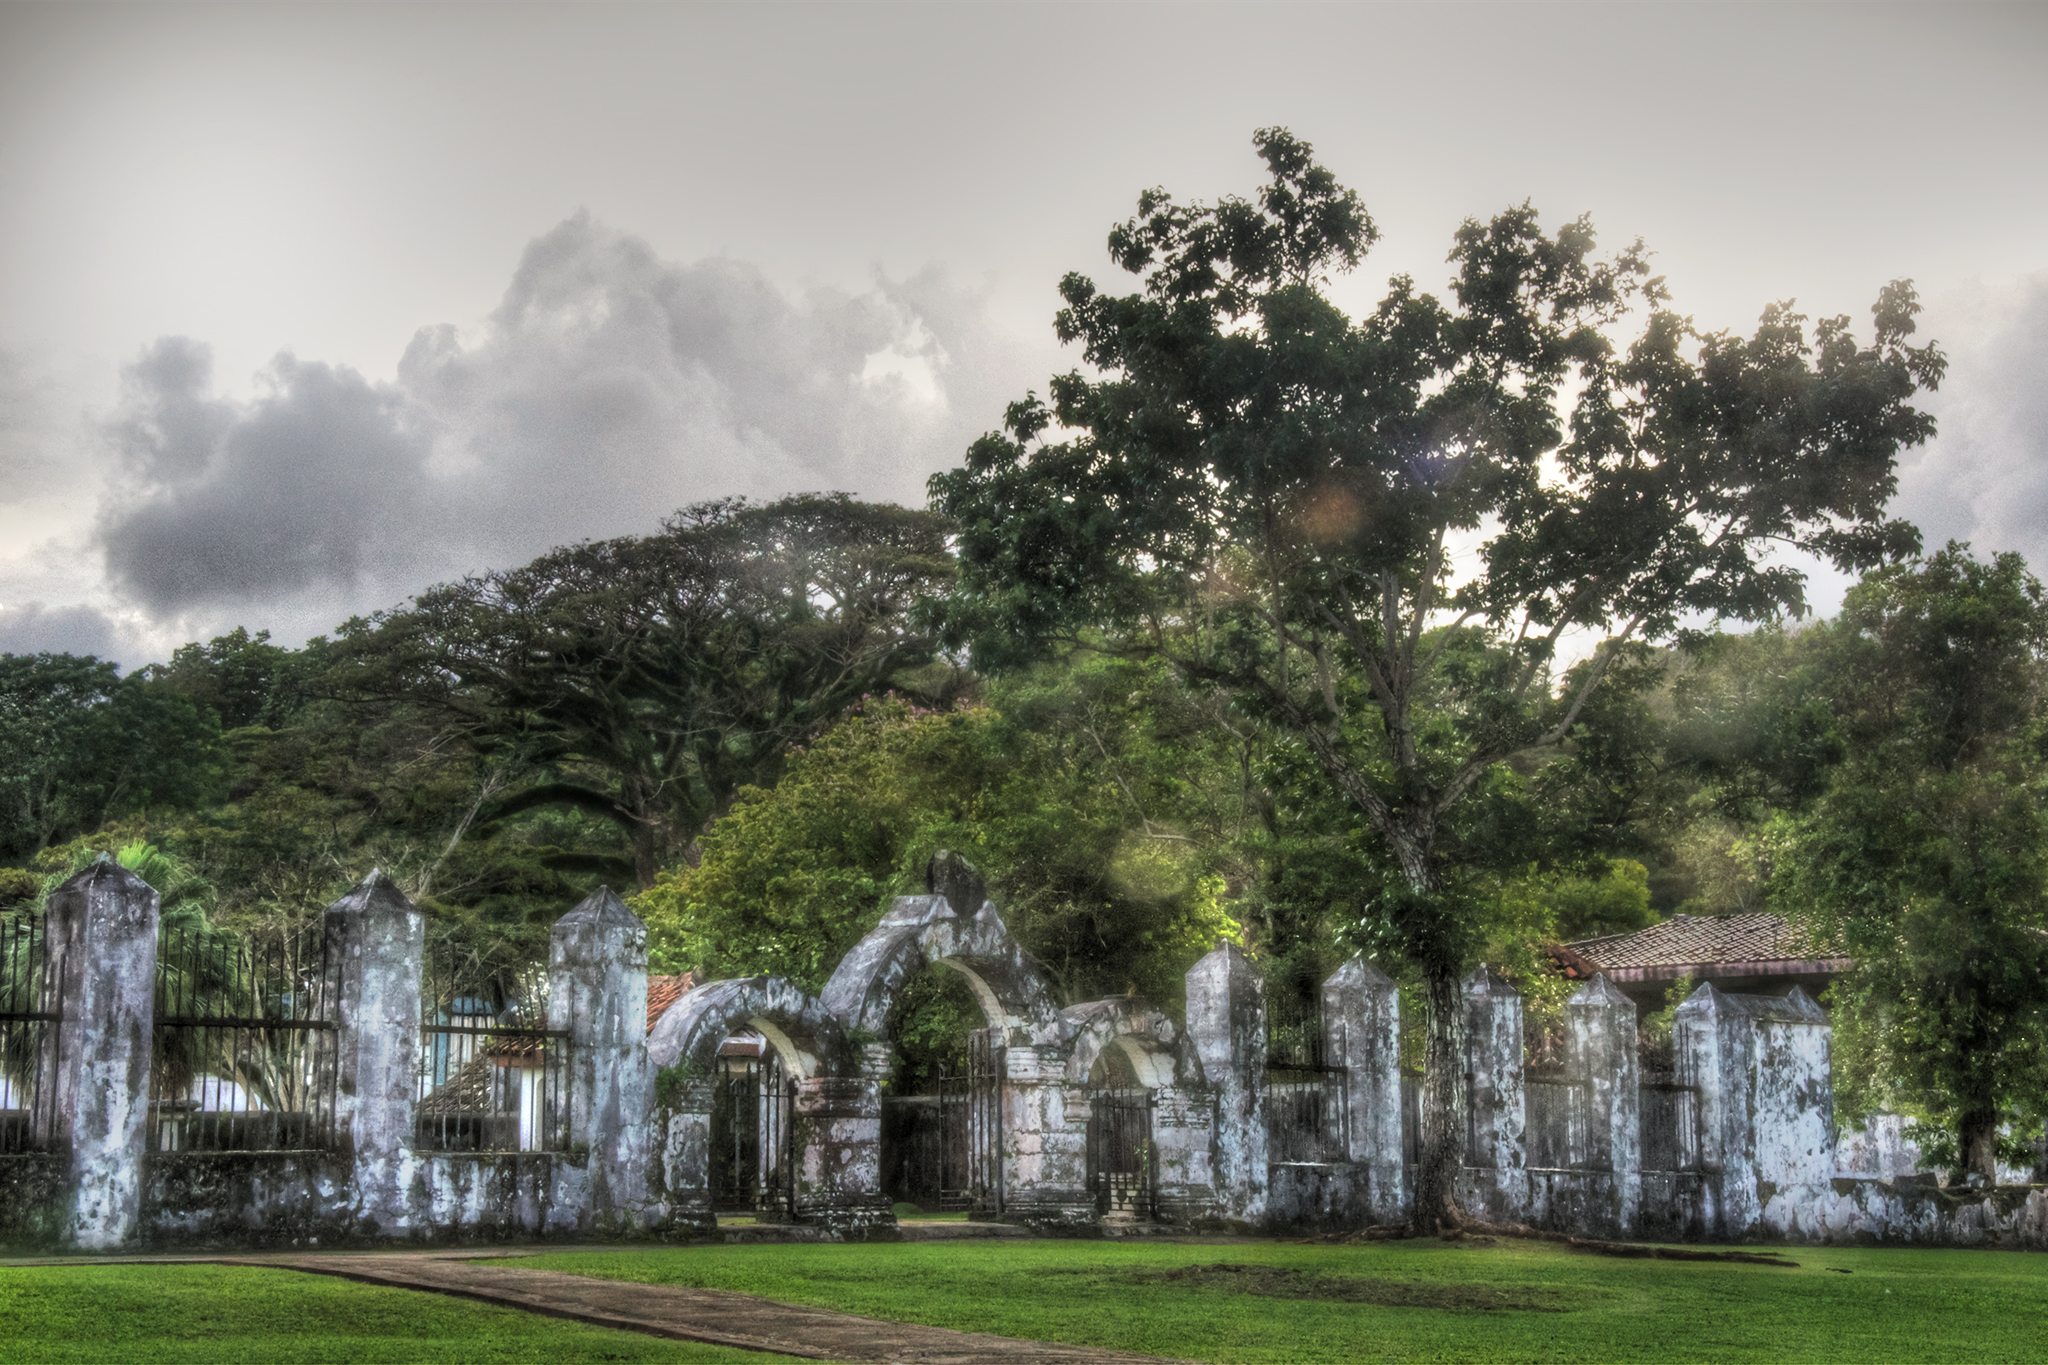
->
0;653;223;861
928;129;1943;1228
1769;547;2048;1182
341;493;956;886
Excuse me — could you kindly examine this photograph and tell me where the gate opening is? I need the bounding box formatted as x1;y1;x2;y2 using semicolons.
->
1085;1048;1154;1222
709;1034;795;1220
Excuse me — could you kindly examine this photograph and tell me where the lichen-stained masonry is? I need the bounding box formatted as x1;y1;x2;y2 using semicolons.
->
0;857;2042;1251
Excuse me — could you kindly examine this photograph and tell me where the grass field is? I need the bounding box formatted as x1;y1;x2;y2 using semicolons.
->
511;1236;2048;1364
0;1262;770;1365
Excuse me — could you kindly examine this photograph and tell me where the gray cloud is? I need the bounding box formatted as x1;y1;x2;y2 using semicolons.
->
102;342;433;614
1893;274;2048;570
0;600;128;662
96;214;1043;624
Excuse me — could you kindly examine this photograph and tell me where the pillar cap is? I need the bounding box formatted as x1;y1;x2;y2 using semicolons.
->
1462;963;1517;999
326;867;418;918
1567;972;1634;1010
51;856;155;901
1324;955;1396;993
556;884;644;932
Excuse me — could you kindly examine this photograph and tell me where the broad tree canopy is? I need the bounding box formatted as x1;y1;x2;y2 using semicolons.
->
929;127;1944;1227
342;493;956;886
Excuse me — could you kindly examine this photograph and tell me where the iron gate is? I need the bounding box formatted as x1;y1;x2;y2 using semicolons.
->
966;1028;1004;1216
149;918;339;1152
710;1047;795;1219
414;949;568;1154
1087;1087;1154;1219
0;910;58;1153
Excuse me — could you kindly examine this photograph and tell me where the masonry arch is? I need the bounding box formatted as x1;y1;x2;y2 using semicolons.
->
1061;998;1183;1090
647;976;857;1080
820;893;1060;1046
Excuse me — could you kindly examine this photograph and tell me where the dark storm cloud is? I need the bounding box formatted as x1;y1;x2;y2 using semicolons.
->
96;214;1041;619
1894;275;2048;569
101;342;432;614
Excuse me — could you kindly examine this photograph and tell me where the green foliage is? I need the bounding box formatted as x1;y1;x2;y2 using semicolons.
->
340;493;957;887
636;664;1247;1012
925;132;1941;1219
0;653;224;862
1765;546;2048;1176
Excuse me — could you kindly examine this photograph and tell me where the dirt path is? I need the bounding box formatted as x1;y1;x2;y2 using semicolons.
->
199;1251;1193;1364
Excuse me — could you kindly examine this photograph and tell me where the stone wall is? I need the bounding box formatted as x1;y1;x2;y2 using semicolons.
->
10;851;2041;1250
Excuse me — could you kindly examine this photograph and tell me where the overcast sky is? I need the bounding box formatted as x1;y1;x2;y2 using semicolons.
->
1;1;2044;667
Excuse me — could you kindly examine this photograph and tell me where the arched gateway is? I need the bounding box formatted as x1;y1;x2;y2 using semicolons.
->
653;854;1242;1231
646;976;881;1229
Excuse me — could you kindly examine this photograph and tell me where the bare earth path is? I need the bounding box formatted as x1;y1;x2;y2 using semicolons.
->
4;1247;1194;1364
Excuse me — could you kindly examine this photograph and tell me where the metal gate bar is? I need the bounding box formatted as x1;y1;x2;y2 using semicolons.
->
0;911;58;1153
1087;1087;1155;1220
149;919;339;1153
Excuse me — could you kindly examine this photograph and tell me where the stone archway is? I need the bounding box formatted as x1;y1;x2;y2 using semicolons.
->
647;976;885;1231
819;893;1061;1050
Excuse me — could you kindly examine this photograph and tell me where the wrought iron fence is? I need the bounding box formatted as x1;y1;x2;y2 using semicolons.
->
966;1028;1004;1215
415;951;567;1153
1265;981;1347;1162
0;910;58;1153
879;1066;971;1210
1267;1064;1348;1162
709;1045;794;1217
1640;1073;1699;1172
148;919;339;1153
1524;1070;1587;1169
1087;1086;1154;1219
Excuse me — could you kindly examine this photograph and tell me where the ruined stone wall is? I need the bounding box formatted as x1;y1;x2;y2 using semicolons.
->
15;854;2042;1251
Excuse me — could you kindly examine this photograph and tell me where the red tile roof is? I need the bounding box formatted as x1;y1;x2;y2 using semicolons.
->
1566;913;1837;972
647;973;694;1033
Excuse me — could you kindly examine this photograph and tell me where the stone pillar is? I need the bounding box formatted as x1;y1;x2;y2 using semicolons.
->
1323;956;1406;1224
791;1076;892;1229
657;1080;717;1232
1185;942;1266;1225
1150;1082;1216;1225
323;869;424;1234
549;886;653;1231
1674;982;1833;1240
42;860;159;1250
1566;973;1639;1237
1459;965;1526;1222
998;1044;1092;1226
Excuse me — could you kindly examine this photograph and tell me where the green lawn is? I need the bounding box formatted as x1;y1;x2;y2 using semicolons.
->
510;1237;2048;1364
0;1263;773;1365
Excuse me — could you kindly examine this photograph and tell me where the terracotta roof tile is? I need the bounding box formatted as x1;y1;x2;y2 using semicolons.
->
647;973;694;1033
1564;913;1837;972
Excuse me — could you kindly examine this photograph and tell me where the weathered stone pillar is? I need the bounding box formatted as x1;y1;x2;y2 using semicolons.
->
998;1044;1092;1226
1675;983;1832;1240
1459;965;1526;1222
656;1080;717;1232
1185;942;1266;1225
792;1075;891;1229
323;869;424;1235
43;860;159;1250
1150;1082;1216;1224
1566;973;1639;1237
549;886;653;1231
1323;956;1406;1224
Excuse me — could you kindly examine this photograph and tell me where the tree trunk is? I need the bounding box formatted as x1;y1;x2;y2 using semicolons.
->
1414;958;1467;1233
1959;1104;2001;1185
